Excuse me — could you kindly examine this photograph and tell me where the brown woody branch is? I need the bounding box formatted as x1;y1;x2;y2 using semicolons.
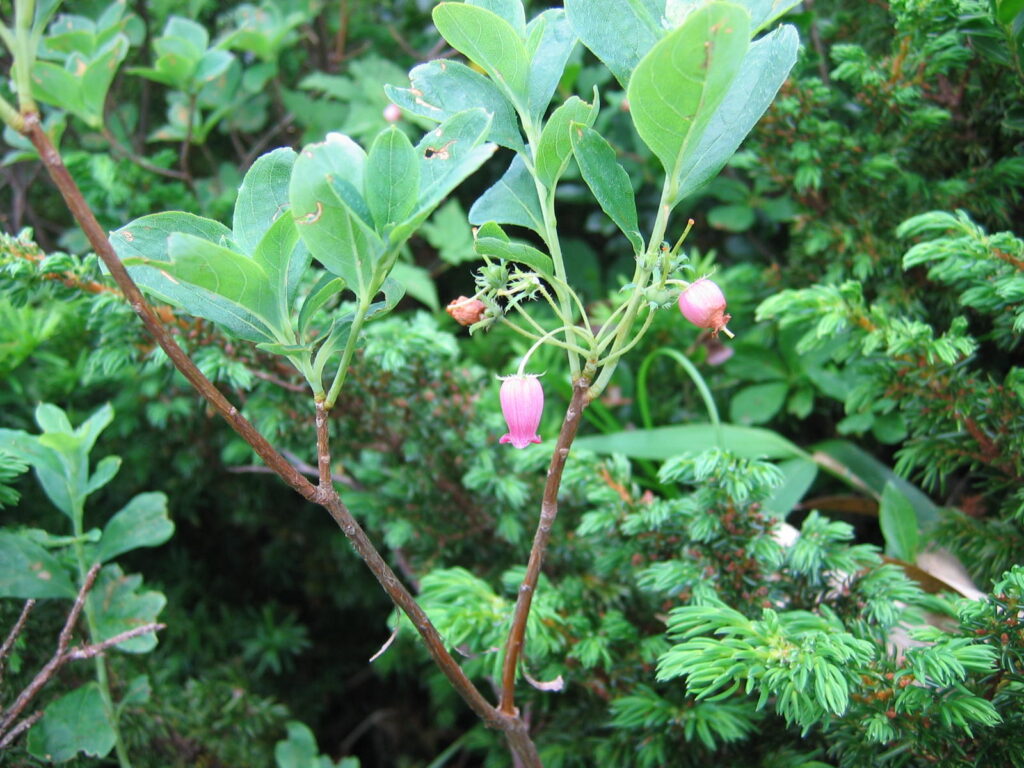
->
21;110;537;761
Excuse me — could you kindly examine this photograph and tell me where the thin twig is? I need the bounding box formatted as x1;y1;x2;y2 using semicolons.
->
101;127;190;182
0;599;35;683
0;710;43;750
499;378;589;717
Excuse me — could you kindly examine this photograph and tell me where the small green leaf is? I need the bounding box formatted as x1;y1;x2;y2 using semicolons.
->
121;675;153;708
627;4;749;193
90;565;166;653
390;262;439;310
564;0;661;86
880;481;921;562
365;126;419;231
290;135;383;299
536;90;599;190
468;0;527;36
524;9;577;119
298;273;347;335
35;402;73;434
729;381;789;424
707;203;756;232
0;532;76;598
252;210;310;315
570;123;644;254
114;213;276;342
997;0;1024;25
408;109;497;231
468;155;544;235
96;492;174;563
474;222;554;278
366;277;407;321
26;683;116;762
312;313;355;381
85;455;121;496
385;60;524;151
162;232;283;330
738;0;802;33
433;2;530;107
673;24;798;203
0;429;74;518
234;147;298;255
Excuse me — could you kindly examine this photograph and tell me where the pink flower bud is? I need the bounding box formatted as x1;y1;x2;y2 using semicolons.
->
498;374;543;449
446;296;486;326
678;278;732;337
383;103;402;123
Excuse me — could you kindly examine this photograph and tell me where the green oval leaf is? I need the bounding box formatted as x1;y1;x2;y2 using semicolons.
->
570;123;644;254
433;2;530;108
627;3;750;193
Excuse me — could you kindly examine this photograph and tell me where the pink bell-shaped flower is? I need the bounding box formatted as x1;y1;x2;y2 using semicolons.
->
498;374;544;449
678;278;733;337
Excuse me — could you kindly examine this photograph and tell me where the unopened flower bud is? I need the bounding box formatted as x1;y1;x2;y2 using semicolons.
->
446;296;486;326
498;374;543;449
678;278;732;337
383;103;402;123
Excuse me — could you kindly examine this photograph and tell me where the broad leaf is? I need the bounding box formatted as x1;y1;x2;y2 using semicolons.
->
90;565;166;653
290;136;383;299
570;124;644;254
365;126;419;231
252;211;310;312
390;262;439;310
26;683;116;762
234;147;297;255
161;233;282;329
565;0;662;86
96;492;174;563
468;0;526;36
0;532;76;599
734;0;802;33
474;221;554;278
572;423;804;460
673;24;798;203
880;481;920;562
114;213;276;342
85;455;121;496
525;9;577;120
762;457;818;517
298;272;347;335
468;155;544;235
811;439;940;531
385;60;525;151
433;2;530;107
627;3;749;194
535;91;599;190
0;429;74;518
389;109;497;242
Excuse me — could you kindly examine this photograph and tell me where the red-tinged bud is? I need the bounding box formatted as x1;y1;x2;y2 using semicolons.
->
678;278;733;337
383;103;402;123
498;374;543;449
446;296;486;326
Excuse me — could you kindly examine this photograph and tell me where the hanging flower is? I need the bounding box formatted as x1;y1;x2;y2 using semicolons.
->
498;374;544;449
677;278;733;337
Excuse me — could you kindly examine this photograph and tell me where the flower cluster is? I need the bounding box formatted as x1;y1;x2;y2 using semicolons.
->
481;278;731;449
